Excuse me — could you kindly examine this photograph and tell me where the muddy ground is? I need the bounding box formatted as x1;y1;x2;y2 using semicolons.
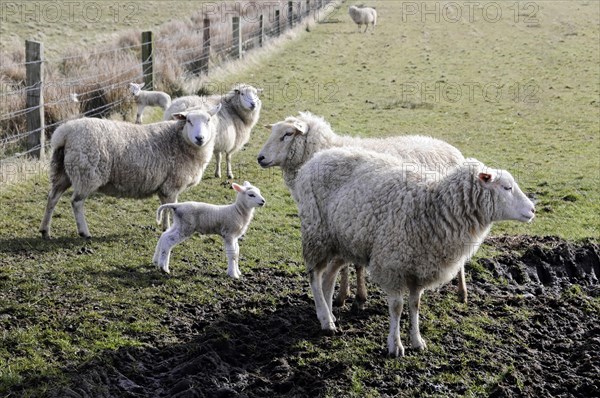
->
36;236;599;397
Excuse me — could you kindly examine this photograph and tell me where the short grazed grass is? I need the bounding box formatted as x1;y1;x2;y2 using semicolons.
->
0;0;598;396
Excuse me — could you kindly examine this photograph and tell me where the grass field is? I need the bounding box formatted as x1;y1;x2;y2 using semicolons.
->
0;0;599;396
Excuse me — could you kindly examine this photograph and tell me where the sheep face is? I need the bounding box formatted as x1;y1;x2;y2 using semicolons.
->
233;85;262;111
479;168;535;223
173;104;221;148
129;82;144;96
233;181;266;208
257;118;308;168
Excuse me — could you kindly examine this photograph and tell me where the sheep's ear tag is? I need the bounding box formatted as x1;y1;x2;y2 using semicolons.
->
232;183;245;192
293;121;308;135
478;172;493;183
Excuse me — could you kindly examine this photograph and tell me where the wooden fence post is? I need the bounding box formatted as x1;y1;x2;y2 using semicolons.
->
259;14;264;47
232;16;242;59
25;40;44;159
275;9;281;36
200;18;211;74
141;31;153;90
288;1;293;28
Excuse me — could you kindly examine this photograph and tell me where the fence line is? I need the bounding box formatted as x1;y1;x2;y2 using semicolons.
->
0;0;335;162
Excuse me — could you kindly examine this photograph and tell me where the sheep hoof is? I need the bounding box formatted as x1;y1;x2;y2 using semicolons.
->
79;232;92;240
387;346;405;357
321;327;337;337
227;173;234;179
159;264;170;274
458;291;468;304
350;299;366;313
40;230;50;240
411;339;427;351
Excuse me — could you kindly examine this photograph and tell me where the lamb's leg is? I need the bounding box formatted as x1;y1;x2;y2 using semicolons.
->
351;264;368;312
457;265;468;304
40;175;71;239
214;152;222;178
224;236;241;279
135;104;144;124
70;192;93;239
158;194;177;231
408;286;427;350
225;153;234;179
387;295;405;357
333;264;351;307
154;226;188;274
322;257;345;317
309;261;336;334
364;24;368;33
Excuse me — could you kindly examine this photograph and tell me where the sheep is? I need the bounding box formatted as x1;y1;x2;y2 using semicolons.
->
39;104;222;239
348;5;377;33
257;111;466;309
152;181;266;277
129;82;172;124
295;147;536;355
164;84;262;179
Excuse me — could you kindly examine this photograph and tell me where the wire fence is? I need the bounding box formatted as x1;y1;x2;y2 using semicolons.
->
0;0;335;163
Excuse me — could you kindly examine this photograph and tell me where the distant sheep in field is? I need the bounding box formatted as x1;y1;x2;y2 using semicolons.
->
153;181;266;277
164;84;262;179
257;111;466;310
349;5;377;33
40;104;221;239
295;147;536;356
129;82;171;124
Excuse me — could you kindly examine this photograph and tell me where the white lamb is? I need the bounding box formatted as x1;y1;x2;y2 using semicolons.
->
129;82;172;124
295;147;535;356
348;5;377;33
164;84;262;179
257;111;466;308
40;104;222;239
153;181;266;277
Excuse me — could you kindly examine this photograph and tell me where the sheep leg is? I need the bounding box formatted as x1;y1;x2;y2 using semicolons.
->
71;193;91;239
224;237;241;279
135;104;144;124
40;175;71;239
214;152;222;178
333;264;351;307
363;24;368;33
457;265;468;304
154;226;189;274
309;262;336;334
351;264;368;312
322;257;346;317
408;286;427;350
225;153;234;179
387;295;405;357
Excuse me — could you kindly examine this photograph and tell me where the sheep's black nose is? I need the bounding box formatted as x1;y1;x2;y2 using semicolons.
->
257;155;265;163
196;137;204;145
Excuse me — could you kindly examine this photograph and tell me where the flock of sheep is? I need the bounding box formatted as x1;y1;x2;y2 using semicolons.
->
37;7;536;357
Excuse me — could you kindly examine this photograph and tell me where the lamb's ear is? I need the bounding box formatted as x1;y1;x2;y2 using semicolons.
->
232;183;245;193
478;172;497;184
172;112;187;121
264;124;273;131
292;120;309;135
243;181;251;187
208;103;222;117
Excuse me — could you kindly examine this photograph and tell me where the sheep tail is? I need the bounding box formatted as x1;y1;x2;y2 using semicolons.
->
49;146;67;186
156;204;177;224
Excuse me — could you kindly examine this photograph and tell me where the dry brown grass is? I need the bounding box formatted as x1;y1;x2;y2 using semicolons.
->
0;0;328;158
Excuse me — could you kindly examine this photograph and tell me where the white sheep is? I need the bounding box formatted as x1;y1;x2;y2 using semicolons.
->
152;181;266;277
349;5;377;33
129;82;172;124
39;104;222;239
164;84;262;179
295;147;535;356
257;111;466;308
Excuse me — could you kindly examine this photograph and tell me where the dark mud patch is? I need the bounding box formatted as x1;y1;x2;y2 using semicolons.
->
19;236;599;397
